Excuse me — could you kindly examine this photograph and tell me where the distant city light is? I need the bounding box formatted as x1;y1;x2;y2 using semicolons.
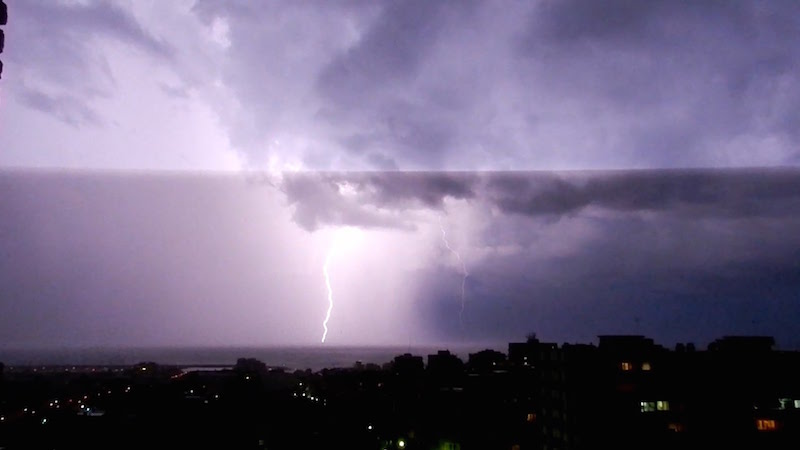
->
756;419;777;431
398;439;406;448
367;425;373;430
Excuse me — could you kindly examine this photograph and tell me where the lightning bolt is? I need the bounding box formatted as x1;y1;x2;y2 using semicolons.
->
439;217;468;329
321;246;335;343
320;227;361;344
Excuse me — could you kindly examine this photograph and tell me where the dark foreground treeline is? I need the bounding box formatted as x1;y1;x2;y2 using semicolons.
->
1;335;800;449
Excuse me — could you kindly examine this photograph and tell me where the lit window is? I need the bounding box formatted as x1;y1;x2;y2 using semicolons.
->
795;400;800;409
756;419;777;431
621;362;633;371
526;413;536;423
779;398;791;409
642;362;651;371
667;422;684;432
640;401;656;412
657;401;670;411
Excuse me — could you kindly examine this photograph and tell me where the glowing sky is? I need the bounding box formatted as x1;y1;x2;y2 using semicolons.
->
1;1;800;349
2;0;799;171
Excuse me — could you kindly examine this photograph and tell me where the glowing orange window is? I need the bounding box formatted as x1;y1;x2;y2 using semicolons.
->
756;419;777;431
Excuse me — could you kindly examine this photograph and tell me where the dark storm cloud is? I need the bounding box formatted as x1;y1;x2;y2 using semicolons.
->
2;170;800;348
530;0;748;44
355;171;478;208
183;0;800;169
316;0;452;107
417;174;800;347
517;0;800;166
18;1;171;57
280;173;409;232
523;0;800;94
485;169;800;219
314;0;482;168
9;1;172;126
281;168;800;232
280;171;477;231
17;85;103;127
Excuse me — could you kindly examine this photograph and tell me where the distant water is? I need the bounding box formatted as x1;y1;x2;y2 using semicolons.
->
0;345;503;371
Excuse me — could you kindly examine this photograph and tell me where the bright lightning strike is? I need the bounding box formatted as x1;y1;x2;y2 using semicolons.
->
321;247;335;343
439;217;469;329
321;227;363;344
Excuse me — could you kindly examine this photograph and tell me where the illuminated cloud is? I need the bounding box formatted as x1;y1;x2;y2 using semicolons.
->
2;1;799;170
2;2;800;350
1;169;800;347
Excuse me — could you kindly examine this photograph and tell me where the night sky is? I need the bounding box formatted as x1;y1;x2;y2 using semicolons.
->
1;1;799;349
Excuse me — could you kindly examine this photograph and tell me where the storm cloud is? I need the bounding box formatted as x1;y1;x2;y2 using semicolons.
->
279;171;477;231
2;1;799;170
187;0;800;170
1;169;800;348
415;169;800;347
8;0;171;126
277;168;800;230
485;168;800;219
2;2;800;351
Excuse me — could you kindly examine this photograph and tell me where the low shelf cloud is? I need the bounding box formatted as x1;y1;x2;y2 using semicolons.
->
2;169;799;348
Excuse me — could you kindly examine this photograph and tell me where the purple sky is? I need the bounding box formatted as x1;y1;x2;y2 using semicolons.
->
1;1;799;349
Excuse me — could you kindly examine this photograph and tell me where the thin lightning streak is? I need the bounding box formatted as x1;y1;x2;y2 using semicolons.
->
321;248;335;343
320;227;361;344
439;217;468;329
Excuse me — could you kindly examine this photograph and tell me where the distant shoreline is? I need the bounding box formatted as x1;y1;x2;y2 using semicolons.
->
0;344;505;371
